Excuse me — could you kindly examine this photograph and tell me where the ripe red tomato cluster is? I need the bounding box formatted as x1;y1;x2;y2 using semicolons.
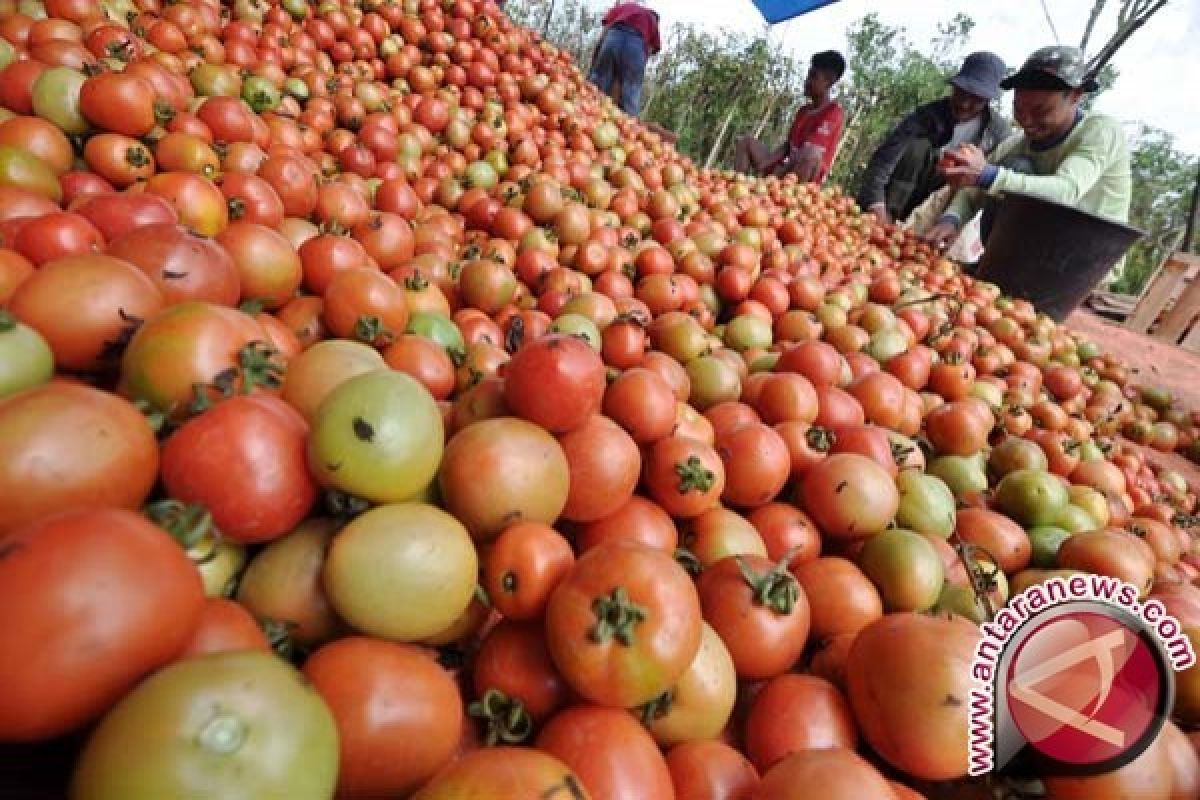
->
1;0;1200;798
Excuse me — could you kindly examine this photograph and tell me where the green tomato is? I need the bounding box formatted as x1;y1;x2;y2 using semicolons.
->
32;67;88;135
406;311;465;360
235;518;343;649
281;0;307;19
483;149;508;176
927;453;989;497
231;0;265;21
464;160;498;189
969;380;1004;411
857;528;945;612
0;311;54;399
0;39;16;70
994;468;1070;528
18;0;46;18
323;502;478;641
1076;340;1102;361
308;370;444;504
144;500;246;599
190;63;241;98
1054;503;1098;534
749;351;780;373
592;120;619;150
684;354;742;411
241;75;281;113
987;437;1049;480
723;314;772;352
71;651;339;800
283;77;309;100
1028;526;1073;568
866;328;907;363
0;143;61;201
548;313;601;351
934;582;989;624
895;469;956;539
1076;439;1106;463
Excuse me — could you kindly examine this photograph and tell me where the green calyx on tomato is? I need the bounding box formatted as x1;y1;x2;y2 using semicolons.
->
189;341;285;415
735;552;800;615
467;688;533;746
143;498;247;598
589;586;647;646
675;456;716;494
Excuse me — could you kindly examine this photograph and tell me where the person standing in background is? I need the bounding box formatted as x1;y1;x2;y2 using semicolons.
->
587;1;662;117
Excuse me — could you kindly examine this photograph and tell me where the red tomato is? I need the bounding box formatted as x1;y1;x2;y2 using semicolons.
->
481;521;574;621
0;383;159;536
696;553;811;680
503;333;606;433
176;597;270;658
744;673;858;773
557;415;641;522
544;541;702;708
472;619;569;729
665;740;760;800
536;704;675;800
160;394;317;543
106;222;241;307
0;509;204;741
303;637;462;798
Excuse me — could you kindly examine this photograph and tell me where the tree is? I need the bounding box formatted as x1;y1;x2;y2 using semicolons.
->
1109;127;1198;294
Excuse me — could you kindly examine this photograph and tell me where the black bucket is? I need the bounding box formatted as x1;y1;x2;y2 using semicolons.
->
973;191;1143;323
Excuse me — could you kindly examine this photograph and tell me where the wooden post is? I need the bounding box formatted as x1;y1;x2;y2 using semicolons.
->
1153;253;1200;343
1124;254;1192;333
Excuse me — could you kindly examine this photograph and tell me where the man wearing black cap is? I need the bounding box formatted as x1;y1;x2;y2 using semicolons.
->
858;52;1011;226
926;45;1132;251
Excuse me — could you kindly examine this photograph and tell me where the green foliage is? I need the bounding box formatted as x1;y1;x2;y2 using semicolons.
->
1108;126;1198;294
828;13;976;191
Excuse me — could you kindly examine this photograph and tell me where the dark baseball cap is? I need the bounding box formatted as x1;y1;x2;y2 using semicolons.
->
1001;45;1100;92
949;51;1008;101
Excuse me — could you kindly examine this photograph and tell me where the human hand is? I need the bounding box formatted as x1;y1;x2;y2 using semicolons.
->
940;143;989;188
924;220;960;250
790;144;823;183
868;203;891;226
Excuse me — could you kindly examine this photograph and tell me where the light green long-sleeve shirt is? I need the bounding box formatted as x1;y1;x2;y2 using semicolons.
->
944;112;1132;226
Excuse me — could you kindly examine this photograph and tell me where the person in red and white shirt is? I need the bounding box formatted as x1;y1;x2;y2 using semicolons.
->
735;50;846;183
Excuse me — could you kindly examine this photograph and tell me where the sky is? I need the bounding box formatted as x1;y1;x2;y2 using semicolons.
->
593;0;1200;155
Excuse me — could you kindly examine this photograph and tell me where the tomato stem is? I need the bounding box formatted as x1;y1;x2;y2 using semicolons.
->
467;688;533;746
0;310;16;332
806;425;835;453
735;554;800;615
636;689;675;724
144;499;214;552
953;541;999;623
673;455;715;494
589;586;647;647
323;489;371;518
237;340;286;393
673;547;703;577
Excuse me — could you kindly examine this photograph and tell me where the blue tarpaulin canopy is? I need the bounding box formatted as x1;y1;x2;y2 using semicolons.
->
750;0;843;25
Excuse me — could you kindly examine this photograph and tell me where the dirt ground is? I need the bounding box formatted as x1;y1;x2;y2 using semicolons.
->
1066;310;1200;488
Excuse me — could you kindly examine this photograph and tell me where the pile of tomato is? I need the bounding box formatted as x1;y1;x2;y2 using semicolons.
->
3;0;1200;797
